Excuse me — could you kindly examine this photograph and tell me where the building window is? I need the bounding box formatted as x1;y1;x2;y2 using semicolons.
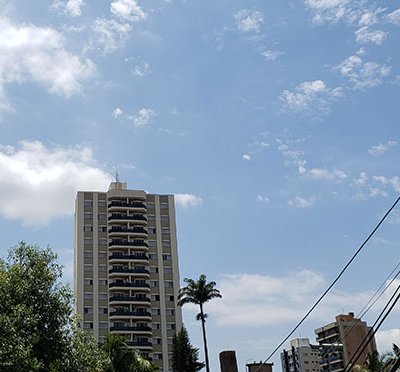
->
98;200;106;207
162;254;172;261
160;215;169;222
149;266;158;273
84;251;93;258
84;307;93;314
99;292;108;300
84;292;93;300
84;279;93;286
148;240;157;248
150;280;159;287
166;309;175;316
98;279;107;286
84;225;93;232
151;308;161;315
151;295;160;301
98;225;107;232
164;267;172;274
149;254;157;260
99;322;108;329
162;241;171;248
152;323;161;330
160;202;169;209
99;238;107;246
98;213;107;220
84;212;93;220
165;295;174;302
153;338;162;345
165;281;173;288
99;265;108;272
84;200;93;207
84;238;93;245
84;265;92;272
83;322;93;329
167;323;176;330
98;251;107;259
147;215;155;222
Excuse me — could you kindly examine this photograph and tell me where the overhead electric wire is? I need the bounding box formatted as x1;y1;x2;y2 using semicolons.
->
343;284;400;372
324;263;400;361
254;196;400;372
357;263;400;320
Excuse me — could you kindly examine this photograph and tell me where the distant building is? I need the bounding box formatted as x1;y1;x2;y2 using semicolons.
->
314;312;377;372
247;362;274;372
281;338;321;372
74;181;182;371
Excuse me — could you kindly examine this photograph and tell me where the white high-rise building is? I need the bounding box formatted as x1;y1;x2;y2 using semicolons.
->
74;181;182;371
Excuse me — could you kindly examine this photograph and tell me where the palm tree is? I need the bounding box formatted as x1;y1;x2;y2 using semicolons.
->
102;334;157;372
178;275;222;372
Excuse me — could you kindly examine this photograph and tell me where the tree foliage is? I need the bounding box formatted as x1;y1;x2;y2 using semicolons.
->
0;242;108;371
102;334;157;372
171;326;205;372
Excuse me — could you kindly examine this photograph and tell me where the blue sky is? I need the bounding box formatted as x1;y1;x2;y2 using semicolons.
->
0;0;400;370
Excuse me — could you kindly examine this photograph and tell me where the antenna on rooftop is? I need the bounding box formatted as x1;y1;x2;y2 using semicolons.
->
115;165;120;183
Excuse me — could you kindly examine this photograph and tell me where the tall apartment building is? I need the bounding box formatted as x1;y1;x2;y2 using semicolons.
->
281;338;321;372
74;181;182;372
314;313;377;372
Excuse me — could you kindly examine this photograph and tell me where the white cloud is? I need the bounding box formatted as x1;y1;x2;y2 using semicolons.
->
257;195;270;203
132;61;151;77
51;0;85;17
336;55;391;89
351;172;400;199
0;17;95;111
287;196;313;208
112;107;123;118
304;0;355;24
110;0;147;22
242;153;251;161
175;194;202;208
235;10;264;33
259;48;283;61
387;9;400;25
355;26;387;45
280;80;342;115
376;329;400;353
368;141;397;156
0;141;111;226
91;18;132;53
129;108;155;127
372;176;400;193
306;167;348;180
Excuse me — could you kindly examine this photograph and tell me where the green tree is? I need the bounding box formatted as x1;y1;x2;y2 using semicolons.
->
0;242;108;371
171;326;205;372
178;274;222;372
0;242;72;371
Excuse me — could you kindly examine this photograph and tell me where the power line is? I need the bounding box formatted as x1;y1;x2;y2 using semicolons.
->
343;284;400;372
254;196;400;372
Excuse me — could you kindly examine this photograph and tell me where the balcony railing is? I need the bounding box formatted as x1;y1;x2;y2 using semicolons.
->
109;267;150;275
126;341;152;348
109;295;151;303
109;253;149;261
109;282;150;288
109;241;148;248
108;214;147;222
109;310;151;317
110;325;151;332
108;201;146;209
109;227;147;234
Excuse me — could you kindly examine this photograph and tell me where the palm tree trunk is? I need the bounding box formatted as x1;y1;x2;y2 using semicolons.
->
200;303;210;372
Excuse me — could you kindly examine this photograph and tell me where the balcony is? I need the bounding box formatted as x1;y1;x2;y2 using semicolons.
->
108;201;146;210
108;226;148;236
109;295;151;303
126;341;152;349
108;214;147;223
109;253;149;262
109;267;150;275
109;282;150;289
109;241;148;248
110;325;152;332
109;310;151;318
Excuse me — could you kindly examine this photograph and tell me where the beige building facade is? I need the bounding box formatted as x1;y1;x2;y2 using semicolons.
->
74;182;182;371
314;313;377;372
